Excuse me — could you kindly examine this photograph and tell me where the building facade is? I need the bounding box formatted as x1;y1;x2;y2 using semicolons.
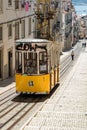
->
0;0;36;80
78;15;87;39
35;0;60;41
60;0;73;51
72;8;79;46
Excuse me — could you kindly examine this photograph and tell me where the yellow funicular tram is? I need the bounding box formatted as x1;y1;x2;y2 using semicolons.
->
15;39;60;94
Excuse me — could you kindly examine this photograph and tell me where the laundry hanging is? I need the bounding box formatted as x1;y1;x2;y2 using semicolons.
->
25;1;29;11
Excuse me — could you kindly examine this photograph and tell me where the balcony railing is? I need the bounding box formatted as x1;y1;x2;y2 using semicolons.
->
35;10;56;21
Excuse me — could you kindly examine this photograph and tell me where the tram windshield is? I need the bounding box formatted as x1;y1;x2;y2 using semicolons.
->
16;51;37;74
24;52;37;74
16;51;48;75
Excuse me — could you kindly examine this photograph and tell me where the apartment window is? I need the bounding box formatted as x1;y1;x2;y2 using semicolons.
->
15;22;19;39
0;0;2;11
15;0;19;9
21;0;25;8
28;18;31;35
21;20;25;38
0;26;2;41
8;23;12;37
8;0;12;6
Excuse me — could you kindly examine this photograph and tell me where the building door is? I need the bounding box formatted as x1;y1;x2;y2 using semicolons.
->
0;50;2;79
8;51;12;77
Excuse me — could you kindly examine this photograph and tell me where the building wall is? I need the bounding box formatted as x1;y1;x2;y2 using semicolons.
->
0;0;36;79
61;0;73;51
78;16;87;39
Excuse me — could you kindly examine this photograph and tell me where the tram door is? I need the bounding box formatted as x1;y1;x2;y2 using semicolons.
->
8;51;12;77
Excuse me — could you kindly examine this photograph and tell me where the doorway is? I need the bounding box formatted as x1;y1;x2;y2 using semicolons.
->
8;51;12;77
0;50;2;79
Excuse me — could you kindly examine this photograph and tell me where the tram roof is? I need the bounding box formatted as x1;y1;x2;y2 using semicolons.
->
16;38;50;43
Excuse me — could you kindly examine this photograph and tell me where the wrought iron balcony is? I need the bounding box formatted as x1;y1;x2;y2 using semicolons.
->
35;10;56;20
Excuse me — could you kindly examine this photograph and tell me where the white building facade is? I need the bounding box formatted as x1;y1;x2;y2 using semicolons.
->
0;0;36;80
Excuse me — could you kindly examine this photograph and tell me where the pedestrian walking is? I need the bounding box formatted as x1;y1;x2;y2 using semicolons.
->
84;42;86;47
71;50;74;60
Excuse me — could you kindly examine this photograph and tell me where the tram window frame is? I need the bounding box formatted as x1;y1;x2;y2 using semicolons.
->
39;51;48;74
24;52;37;74
15;52;22;73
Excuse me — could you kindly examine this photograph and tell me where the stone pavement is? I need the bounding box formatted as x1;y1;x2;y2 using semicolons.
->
21;48;87;129
0;77;15;94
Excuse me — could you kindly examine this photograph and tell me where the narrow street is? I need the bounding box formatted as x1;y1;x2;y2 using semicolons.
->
0;0;87;130
0;40;86;130
21;41;87;130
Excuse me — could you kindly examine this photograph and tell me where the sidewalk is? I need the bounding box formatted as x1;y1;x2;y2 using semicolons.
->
0;77;15;94
21;48;87;129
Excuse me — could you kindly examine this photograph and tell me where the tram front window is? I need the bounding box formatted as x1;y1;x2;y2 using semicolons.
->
15;52;22;73
39;52;48;74
24;52;37;74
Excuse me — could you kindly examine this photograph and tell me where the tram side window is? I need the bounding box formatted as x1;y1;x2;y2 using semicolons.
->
24;52;37;74
24;52;28;74
15;52;22;73
39;52;48;73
